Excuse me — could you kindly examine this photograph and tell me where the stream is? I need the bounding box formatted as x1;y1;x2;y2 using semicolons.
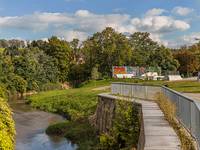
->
9;100;77;150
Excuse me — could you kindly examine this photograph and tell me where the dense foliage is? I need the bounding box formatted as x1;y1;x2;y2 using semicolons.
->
46;119;98;150
0;27;182;94
43;90;141;150
99;101;140;150
174;44;200;76
0;85;15;150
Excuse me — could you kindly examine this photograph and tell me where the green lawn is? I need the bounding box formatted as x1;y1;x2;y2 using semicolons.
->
166;81;200;93
27;80;111;120
111;78;200;93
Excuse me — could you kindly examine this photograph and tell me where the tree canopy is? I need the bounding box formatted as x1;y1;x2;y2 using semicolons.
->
0;27;189;92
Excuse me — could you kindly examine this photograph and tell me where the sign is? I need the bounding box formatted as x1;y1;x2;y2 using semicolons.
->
112;66;138;78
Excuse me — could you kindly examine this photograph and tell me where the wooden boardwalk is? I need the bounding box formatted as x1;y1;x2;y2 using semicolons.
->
99;93;181;150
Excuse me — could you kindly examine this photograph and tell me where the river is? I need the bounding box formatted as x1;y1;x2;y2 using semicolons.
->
9;100;77;150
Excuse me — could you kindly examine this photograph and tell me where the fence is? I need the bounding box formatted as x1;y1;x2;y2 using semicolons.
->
111;82;200;147
111;82;161;100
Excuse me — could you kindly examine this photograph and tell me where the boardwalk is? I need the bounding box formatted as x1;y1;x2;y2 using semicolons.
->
139;100;181;150
99;93;181;150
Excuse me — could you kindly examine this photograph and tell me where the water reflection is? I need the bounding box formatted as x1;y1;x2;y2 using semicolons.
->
9;100;77;150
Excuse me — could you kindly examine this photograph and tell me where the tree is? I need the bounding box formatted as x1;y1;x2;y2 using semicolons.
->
11;75;27;97
70;39;82;64
43;36;72;82
149;46;179;72
174;50;199;76
68;64;89;87
82;27;132;77
91;65;100;80
129;32;160;66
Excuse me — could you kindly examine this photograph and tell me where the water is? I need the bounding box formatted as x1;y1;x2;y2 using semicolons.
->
9;100;77;150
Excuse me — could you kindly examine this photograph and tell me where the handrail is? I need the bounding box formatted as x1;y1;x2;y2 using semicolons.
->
111;82;200;147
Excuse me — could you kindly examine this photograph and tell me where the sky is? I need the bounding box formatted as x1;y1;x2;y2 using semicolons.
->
0;0;200;48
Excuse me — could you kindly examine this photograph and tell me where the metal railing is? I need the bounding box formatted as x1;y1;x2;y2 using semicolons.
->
162;86;200;146
111;82;161;100
111;82;200;146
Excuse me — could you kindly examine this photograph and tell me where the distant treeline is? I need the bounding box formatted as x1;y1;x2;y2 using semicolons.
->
0;27;199;95
0;39;27;48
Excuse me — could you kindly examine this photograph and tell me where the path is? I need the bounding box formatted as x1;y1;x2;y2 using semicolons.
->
99;93;181;150
139;100;181;150
183;93;200;101
92;86;110;91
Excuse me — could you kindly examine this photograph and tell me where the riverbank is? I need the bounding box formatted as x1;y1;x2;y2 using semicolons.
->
26;79;200;149
26;80;109;149
26;80;143;149
9;99;77;150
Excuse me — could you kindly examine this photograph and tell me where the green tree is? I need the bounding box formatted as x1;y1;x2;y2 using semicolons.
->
10;75;27;97
43;36;72;82
82;27;132;77
149;46;179;72
70;39;81;64
129;32;159;66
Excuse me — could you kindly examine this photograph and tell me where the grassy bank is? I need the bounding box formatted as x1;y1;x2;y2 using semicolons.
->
26;80;111;120
45;101;140;150
27;80;141;149
26;80;108;149
27;79;200;149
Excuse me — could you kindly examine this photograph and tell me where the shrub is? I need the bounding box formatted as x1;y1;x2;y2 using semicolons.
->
39;82;62;91
99;100;140;150
46;121;69;136
46;118;98;150
0;98;15;150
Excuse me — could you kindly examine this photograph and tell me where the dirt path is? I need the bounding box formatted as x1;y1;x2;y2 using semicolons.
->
92;86;111;91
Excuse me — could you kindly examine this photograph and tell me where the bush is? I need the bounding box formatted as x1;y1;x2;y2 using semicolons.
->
0;85;7;99
39;82;62;91
46;118;98;150
0;98;15;150
99;101;140;150
46;121;69;136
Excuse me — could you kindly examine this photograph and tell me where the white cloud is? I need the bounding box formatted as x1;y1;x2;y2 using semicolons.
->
146;8;166;16
0;9;192;47
56;30;88;41
131;15;190;33
181;32;200;45
172;7;194;16
75;10;91;17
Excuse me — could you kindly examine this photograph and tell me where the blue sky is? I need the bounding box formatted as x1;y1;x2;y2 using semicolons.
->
0;0;200;47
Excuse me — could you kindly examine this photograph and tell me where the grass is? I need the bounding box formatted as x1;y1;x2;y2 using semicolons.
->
27;80;111;120
112;78;200;93
46;118;98;150
27;79;200;120
166;81;200;93
0;48;5;54
156;93;197;150
27;79;200;149
27;80;110;149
